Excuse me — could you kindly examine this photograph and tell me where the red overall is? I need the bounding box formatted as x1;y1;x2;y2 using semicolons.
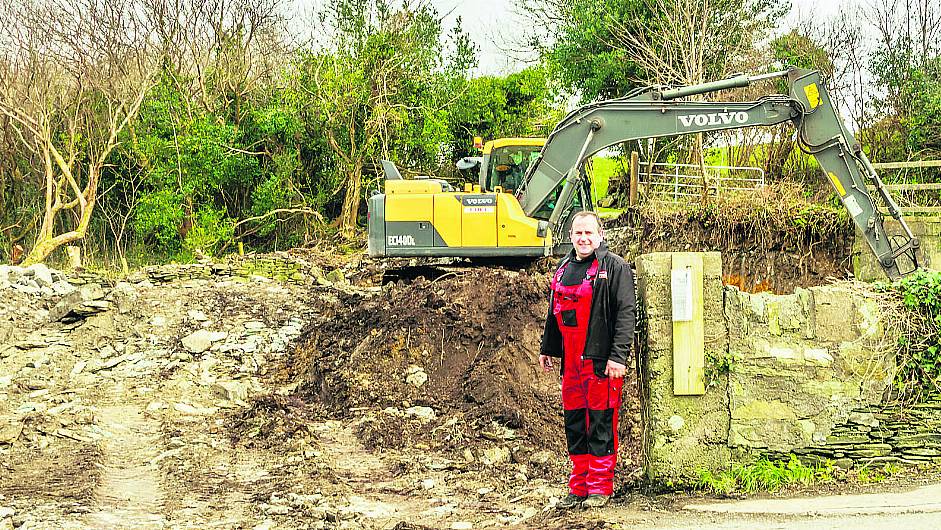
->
551;259;624;497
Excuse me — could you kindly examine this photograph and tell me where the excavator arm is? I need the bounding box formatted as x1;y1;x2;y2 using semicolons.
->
519;68;919;279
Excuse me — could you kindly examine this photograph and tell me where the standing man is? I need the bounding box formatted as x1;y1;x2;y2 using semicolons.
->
539;211;636;509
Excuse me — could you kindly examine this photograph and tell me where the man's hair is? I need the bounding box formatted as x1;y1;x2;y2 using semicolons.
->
570;210;603;232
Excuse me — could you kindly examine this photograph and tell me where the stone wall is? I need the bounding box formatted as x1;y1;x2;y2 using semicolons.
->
636;251;941;482
790;397;941;467
724;284;894;461
636;252;731;481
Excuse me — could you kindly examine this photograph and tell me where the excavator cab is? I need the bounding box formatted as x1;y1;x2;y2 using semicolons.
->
456;137;546;193
486;144;543;193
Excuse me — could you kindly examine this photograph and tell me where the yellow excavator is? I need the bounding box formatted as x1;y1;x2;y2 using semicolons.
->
366;68;920;279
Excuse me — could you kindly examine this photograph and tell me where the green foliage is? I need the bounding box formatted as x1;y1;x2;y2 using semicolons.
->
587;156;624;200
697;456;834;495
443;66;560;162
182;206;235;259
855;462;901;484
133;189;185;252
770;29;832;75
539;0;646;102
899;60;941;153
704;351;736;388
889;270;941;397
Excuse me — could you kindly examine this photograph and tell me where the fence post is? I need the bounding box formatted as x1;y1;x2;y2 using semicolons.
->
630;151;639;206
674;164;680;202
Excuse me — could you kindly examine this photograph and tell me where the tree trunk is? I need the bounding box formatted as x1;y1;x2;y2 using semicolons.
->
22;168;99;266
339;161;363;237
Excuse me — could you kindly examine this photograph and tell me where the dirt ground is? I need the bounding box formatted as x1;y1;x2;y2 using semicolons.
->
0;253;648;529
0;250;936;530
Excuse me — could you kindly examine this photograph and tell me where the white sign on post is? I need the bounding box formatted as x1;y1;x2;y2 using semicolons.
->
671;268;693;322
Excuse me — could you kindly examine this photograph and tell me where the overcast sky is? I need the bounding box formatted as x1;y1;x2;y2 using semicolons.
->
430;0;850;76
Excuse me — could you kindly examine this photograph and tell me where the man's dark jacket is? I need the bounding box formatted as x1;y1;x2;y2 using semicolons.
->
540;242;636;368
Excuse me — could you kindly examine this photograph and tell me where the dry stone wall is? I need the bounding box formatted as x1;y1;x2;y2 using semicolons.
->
636;251;941;482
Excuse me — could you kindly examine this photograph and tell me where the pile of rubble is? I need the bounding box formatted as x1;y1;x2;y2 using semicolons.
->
0;264;126;322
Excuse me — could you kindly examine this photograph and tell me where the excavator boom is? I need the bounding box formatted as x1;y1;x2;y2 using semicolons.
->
368;67;919;279
518;68;919;279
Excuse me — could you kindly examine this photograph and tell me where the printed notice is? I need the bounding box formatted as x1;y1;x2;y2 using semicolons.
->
671;268;693;322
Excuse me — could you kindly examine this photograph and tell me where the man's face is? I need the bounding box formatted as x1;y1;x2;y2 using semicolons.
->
570;215;603;259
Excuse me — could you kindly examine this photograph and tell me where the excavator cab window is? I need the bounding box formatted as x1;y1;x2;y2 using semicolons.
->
487;145;542;192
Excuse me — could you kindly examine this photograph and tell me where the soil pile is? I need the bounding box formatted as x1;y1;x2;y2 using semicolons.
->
294;269;558;446
280;268;644;481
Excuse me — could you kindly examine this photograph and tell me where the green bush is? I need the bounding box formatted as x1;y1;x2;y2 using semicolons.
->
889;270;941;397
133;189;185;252
182;206;235;258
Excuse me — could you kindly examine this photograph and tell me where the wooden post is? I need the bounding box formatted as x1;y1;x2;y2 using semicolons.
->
672;253;705;395
629;150;639;206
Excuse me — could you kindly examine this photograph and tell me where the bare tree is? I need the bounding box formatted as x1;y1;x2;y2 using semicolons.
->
607;0;782;172
0;0;158;265
142;0;291;122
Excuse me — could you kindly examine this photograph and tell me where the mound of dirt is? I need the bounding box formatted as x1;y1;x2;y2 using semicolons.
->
295;269;556;439
276;268;644;482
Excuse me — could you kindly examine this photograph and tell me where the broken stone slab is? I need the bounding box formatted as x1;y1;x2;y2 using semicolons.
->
173;403;218;415
75;300;111;315
187;310;208;322
405;406;436;422
50;280;76;295
79;283;105;301
48;291;83;322
481;446;511;466
405;365;428;387
325;269;348;285
14;339;48;350
12;283;40;295
244;321;266;332
0;422;23;445
108;282;138;314
211;381;249;403
87;354;134;373
27;264;54;287
54;428;92;443
70;361;87;377
181;330;228;354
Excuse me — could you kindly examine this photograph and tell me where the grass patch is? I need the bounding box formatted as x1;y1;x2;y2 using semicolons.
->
855;462;903;484
697;456;834;495
588;156;626;201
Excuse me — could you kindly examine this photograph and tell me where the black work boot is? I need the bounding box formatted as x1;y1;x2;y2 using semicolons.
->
582;494;609;508
558;493;586;509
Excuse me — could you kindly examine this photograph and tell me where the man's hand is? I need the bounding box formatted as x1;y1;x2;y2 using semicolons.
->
604;360;626;379
538;354;554;372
